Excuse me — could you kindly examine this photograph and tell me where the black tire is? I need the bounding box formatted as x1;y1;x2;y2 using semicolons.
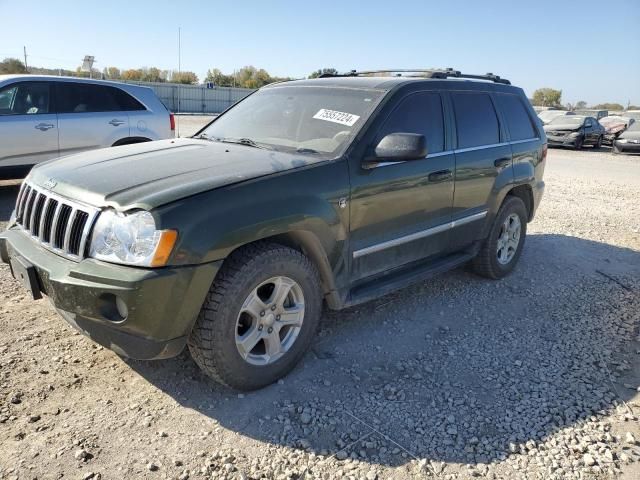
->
594;135;603;149
188;242;322;390
574;136;584;150
471;196;528;280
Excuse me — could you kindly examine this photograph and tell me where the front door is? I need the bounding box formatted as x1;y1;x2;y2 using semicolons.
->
349;91;455;282
0;81;58;169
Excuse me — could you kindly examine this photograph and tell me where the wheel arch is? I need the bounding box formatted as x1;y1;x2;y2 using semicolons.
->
217;230;342;310
505;184;534;222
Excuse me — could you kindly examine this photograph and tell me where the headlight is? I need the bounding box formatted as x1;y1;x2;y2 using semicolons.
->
617;138;628;144
89;210;177;267
568;132;580;137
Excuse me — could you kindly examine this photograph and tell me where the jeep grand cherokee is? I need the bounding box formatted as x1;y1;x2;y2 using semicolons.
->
0;69;546;390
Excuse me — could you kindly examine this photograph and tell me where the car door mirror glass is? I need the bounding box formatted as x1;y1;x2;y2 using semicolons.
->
363;133;428;168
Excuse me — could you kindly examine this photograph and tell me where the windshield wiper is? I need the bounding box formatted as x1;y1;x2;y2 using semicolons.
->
220;137;272;150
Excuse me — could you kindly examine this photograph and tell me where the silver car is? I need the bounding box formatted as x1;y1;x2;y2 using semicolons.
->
0;75;174;178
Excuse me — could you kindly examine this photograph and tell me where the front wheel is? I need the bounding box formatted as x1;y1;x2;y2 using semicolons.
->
594;135;603;149
188;242;322;390
471;196;528;279
574;136;584;150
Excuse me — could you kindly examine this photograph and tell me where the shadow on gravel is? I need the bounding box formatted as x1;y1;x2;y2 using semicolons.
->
0;183;21;222
117;234;640;468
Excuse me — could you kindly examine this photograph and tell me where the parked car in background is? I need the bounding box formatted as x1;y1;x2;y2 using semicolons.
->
599;116;635;145
613;121;640;154
537;109;575;125
0;75;174;179
544;115;605;149
574;109;608;120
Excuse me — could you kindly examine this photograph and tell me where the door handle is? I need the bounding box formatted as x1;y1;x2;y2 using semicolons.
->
34;123;54;131
109;119;125;126
494;157;511;168
428;170;452;182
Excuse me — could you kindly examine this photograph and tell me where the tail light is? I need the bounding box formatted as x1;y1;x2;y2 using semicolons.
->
169;113;175;131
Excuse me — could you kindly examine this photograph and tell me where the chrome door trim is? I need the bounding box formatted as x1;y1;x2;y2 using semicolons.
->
453;142;509;154
352;210;488;259
372;150;454;169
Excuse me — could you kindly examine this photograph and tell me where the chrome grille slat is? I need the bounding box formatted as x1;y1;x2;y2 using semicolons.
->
37;197;51;241
13;181;100;261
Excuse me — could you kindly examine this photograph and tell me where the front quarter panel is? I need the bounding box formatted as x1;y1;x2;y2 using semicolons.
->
155;159;351;288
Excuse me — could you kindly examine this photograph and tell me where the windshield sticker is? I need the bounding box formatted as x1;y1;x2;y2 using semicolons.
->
313;109;360;127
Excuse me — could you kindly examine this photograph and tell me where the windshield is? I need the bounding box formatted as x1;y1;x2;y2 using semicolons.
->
198;86;385;156
538;110;570;122
549;115;585;125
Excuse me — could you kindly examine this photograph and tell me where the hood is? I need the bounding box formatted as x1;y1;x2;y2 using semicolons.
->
28;138;320;210
543;123;581;132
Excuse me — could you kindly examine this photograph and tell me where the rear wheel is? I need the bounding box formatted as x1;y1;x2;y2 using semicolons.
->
188;242;322;390
471;196;528;279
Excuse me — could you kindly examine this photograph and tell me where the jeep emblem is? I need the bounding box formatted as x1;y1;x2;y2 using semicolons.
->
43;178;57;190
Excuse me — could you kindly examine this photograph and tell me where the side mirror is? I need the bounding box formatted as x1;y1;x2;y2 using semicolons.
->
363;133;427;168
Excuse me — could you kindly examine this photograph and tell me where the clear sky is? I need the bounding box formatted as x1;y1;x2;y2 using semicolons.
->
1;0;639;106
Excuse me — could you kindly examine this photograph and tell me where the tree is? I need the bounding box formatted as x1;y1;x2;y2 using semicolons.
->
309;68;338;78
575;100;588;109
628;105;640;110
0;57;27;74
103;67;121;79
140;67;166;83
531;88;562;107
121;69;143;81
592;103;624;111
205;68;235;87
171;71;199;84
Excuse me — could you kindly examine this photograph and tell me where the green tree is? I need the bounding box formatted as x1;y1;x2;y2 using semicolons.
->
0;57;27;74
140;67;166;83
592;103;624;111
575;100;588;109
308;68;338;78
628;105;640;110
205;68;235;87
531;88;562;107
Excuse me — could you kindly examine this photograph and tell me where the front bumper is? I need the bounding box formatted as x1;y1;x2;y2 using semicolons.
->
546;135;580;147
0;227;221;359
614;140;640;154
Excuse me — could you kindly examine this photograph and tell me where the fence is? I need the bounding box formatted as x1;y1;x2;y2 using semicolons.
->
122;81;254;114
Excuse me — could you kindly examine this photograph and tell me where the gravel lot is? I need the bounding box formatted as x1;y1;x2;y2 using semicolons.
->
0;146;639;480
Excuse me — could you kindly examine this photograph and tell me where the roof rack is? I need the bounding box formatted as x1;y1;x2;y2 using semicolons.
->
319;68;511;85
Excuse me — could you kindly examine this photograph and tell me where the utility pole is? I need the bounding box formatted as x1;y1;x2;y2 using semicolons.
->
176;26;181;136
23;46;28;72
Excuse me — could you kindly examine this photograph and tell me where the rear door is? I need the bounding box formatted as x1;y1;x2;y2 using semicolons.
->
349;91;455;282
449;91;512;249
0;81;58;169
56;82;130;156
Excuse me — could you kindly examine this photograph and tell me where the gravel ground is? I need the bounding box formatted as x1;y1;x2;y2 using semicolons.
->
0;147;639;480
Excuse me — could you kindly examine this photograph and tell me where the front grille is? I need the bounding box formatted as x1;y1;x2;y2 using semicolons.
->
15;181;99;261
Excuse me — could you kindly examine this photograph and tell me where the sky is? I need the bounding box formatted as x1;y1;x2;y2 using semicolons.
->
1;0;639;106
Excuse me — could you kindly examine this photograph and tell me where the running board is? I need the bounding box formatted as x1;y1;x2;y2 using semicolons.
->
345;251;475;308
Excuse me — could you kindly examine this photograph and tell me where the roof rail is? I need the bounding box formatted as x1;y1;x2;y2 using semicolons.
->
319;68;511;85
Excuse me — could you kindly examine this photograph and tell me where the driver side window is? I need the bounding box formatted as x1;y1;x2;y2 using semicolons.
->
0;82;50;115
376;92;444;153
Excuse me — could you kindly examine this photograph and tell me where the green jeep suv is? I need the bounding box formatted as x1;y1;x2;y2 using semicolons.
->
0;69;546;390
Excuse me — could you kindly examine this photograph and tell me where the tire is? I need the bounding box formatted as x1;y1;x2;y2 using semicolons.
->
594;135;603;149
574;136;584;150
188;242;322;390
471;196;528;280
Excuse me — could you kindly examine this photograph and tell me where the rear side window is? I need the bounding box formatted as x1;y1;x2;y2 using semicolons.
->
376;92;444;153
0;82;50;115
452;93;500;149
496;93;536;141
56;83;144;113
